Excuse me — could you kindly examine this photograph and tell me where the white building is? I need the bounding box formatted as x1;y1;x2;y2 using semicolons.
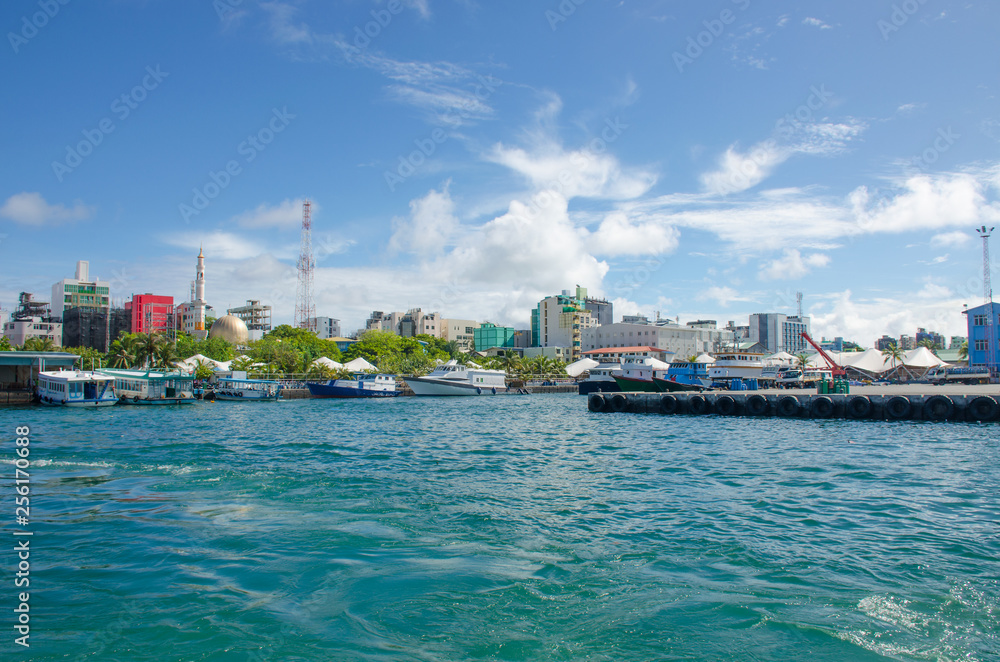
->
440;318;477;351
308;316;341;340
51;261;110;320
582;320;734;358
748;313;811;354
229;300;273;341
532;288;598;361
365;309;442;338
2;293;62;348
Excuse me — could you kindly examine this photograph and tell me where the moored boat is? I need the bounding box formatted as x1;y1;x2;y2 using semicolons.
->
612;357;670;393
405;360;507;396
653;361;713;392
37;370;117;407
578;362;622;395
307;373;399;398
211;376;281;401
708;350;766;384
98;368;196;405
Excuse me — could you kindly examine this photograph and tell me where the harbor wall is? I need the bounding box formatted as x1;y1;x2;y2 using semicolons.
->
588;391;1000;423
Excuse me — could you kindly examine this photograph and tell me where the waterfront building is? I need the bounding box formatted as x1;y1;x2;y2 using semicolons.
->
622;314;650;325
582;319;734;358
365;309;441;338
963;302;999;372
875;335;897;351
126;294;174;335
584;295;613;327
725;321;751;343
229;300;273;341
440;318;477;351
899;334;915;350
820;337;844;352
523;346;570;361
531;287;599;361
2;293;62;348
50;261;110;321
306;316;340;340
62;306;130;352
748;313;811;354
915;327;946;348
474;323;517;351
950;335;967;349
582;346;674;363
512;329;532;349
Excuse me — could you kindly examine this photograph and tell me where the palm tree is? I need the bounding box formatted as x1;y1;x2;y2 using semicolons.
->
686;354;699;363
21;337;55;352
133;333;164;369
881;343;904;378
444;340;461;360
959;340;968;361
795;353;810;370
305;363;334;382
154;338;179;370
499;350;521;376
109;335;138;368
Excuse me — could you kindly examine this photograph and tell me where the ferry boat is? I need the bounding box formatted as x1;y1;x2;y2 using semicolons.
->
211;375;281;401
405;360;507;396
37;370;117;407
577;362;622;395
612;357;670;393
98;368;196;405
653;361;713;392
708;351;766;383
307;373;399;398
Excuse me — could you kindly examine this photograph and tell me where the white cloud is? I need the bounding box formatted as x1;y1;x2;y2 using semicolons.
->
759;249;830;280
260;2;313;44
853;173;997;233
932;231;973;247
160;231;266;261
389;183;459;254
232;198;310;228
698;286;754;307
588;212;679;256
404;0;430;19
802;17;832;29
0;192;94;226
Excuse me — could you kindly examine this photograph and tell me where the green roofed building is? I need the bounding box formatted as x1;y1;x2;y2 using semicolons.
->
474;323;517;351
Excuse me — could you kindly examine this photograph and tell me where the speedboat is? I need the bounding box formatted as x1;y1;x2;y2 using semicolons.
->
37;370;117;407
308;373;399;398
405;360;507;396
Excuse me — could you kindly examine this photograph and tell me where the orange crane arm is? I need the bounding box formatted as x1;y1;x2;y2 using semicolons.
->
799;332;846;376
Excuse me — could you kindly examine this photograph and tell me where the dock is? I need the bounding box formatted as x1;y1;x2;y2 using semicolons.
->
588;384;1000;422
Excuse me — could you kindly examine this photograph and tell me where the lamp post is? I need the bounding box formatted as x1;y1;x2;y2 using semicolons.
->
976;226;995;378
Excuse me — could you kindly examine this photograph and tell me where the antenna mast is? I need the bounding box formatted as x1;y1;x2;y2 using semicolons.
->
977;225;995;376
295;200;316;333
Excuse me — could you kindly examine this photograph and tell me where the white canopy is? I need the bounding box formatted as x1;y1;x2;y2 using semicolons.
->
312;356;343;369
766;351;796;362
902;346;947;368
648;358;672;370
177;353;225;369
565;357;600;377
344;357;376;372
694;353;716;363
842;348;892;374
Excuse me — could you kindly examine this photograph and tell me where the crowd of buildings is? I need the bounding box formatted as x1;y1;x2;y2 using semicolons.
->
2;250;996;371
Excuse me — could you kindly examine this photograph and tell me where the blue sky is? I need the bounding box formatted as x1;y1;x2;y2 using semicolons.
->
1;0;998;344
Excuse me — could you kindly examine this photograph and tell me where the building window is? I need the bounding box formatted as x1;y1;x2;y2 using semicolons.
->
974;314;988;326
975;339;988;352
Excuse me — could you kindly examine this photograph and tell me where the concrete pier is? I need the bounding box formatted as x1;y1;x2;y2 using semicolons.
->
588;385;1000;422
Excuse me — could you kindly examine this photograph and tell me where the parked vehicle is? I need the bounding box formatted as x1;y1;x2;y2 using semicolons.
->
927;366;992;385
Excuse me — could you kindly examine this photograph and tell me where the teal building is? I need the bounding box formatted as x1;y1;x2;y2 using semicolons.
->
474;323;517;351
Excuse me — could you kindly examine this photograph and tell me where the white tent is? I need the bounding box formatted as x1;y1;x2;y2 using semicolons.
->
694;353;716;363
765;351;796;364
565;358;599;377
902;346;946;368
806;351;863;369
648;358;672;370
843;348;892;374
177;353;225;369
344;357;376;372
312;356;343;370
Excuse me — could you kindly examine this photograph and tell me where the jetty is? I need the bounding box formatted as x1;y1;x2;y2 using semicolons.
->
587;384;1000;422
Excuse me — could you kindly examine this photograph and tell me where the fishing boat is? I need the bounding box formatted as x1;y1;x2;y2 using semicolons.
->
653;361;713;392
211;374;281;401
307;373;399;398
577;362;622;395
98;368;196;405
708;350;766;384
37;370;117;407
405;360;507;396
612;357;671;393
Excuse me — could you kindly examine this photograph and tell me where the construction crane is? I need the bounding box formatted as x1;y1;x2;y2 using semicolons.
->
800;332;846;377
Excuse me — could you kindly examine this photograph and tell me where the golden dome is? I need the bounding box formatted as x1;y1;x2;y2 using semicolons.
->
209;315;248;344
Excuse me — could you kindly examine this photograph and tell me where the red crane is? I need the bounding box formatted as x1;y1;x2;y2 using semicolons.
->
800;332;847;377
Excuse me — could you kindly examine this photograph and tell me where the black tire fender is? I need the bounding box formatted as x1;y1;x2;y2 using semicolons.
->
715;395;738;416
588;393;606;412
659;395;678;415
968;396;999;422
609;393;628;412
922;395;954;421
776;396;800;417
846;396;872;419
689;395;710;415
810;396;835;419
885;396;912;420
745;394;768;416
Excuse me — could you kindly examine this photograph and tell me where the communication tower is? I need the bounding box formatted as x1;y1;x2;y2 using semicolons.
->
294;200;316;333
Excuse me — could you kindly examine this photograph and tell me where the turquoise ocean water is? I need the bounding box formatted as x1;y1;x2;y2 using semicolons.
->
2;393;999;660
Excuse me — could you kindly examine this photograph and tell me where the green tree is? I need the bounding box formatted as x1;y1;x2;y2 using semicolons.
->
63;346;104;370
881;343;904;374
0;336;12;351
959;340;968;360
108;334;139;368
795;353;810;370
21;337;55;352
917;339;939;351
193;361;215;381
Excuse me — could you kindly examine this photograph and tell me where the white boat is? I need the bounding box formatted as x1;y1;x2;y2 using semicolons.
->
307;373;399;398
211;376;281;401
405;360;507;396
98;368;196;405
37;370;117;407
708;351;766;382
578;362;622;395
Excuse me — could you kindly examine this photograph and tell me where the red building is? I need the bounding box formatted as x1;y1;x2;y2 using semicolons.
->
126;294;174;335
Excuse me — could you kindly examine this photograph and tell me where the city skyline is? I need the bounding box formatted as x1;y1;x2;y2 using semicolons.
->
2;1;998;343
